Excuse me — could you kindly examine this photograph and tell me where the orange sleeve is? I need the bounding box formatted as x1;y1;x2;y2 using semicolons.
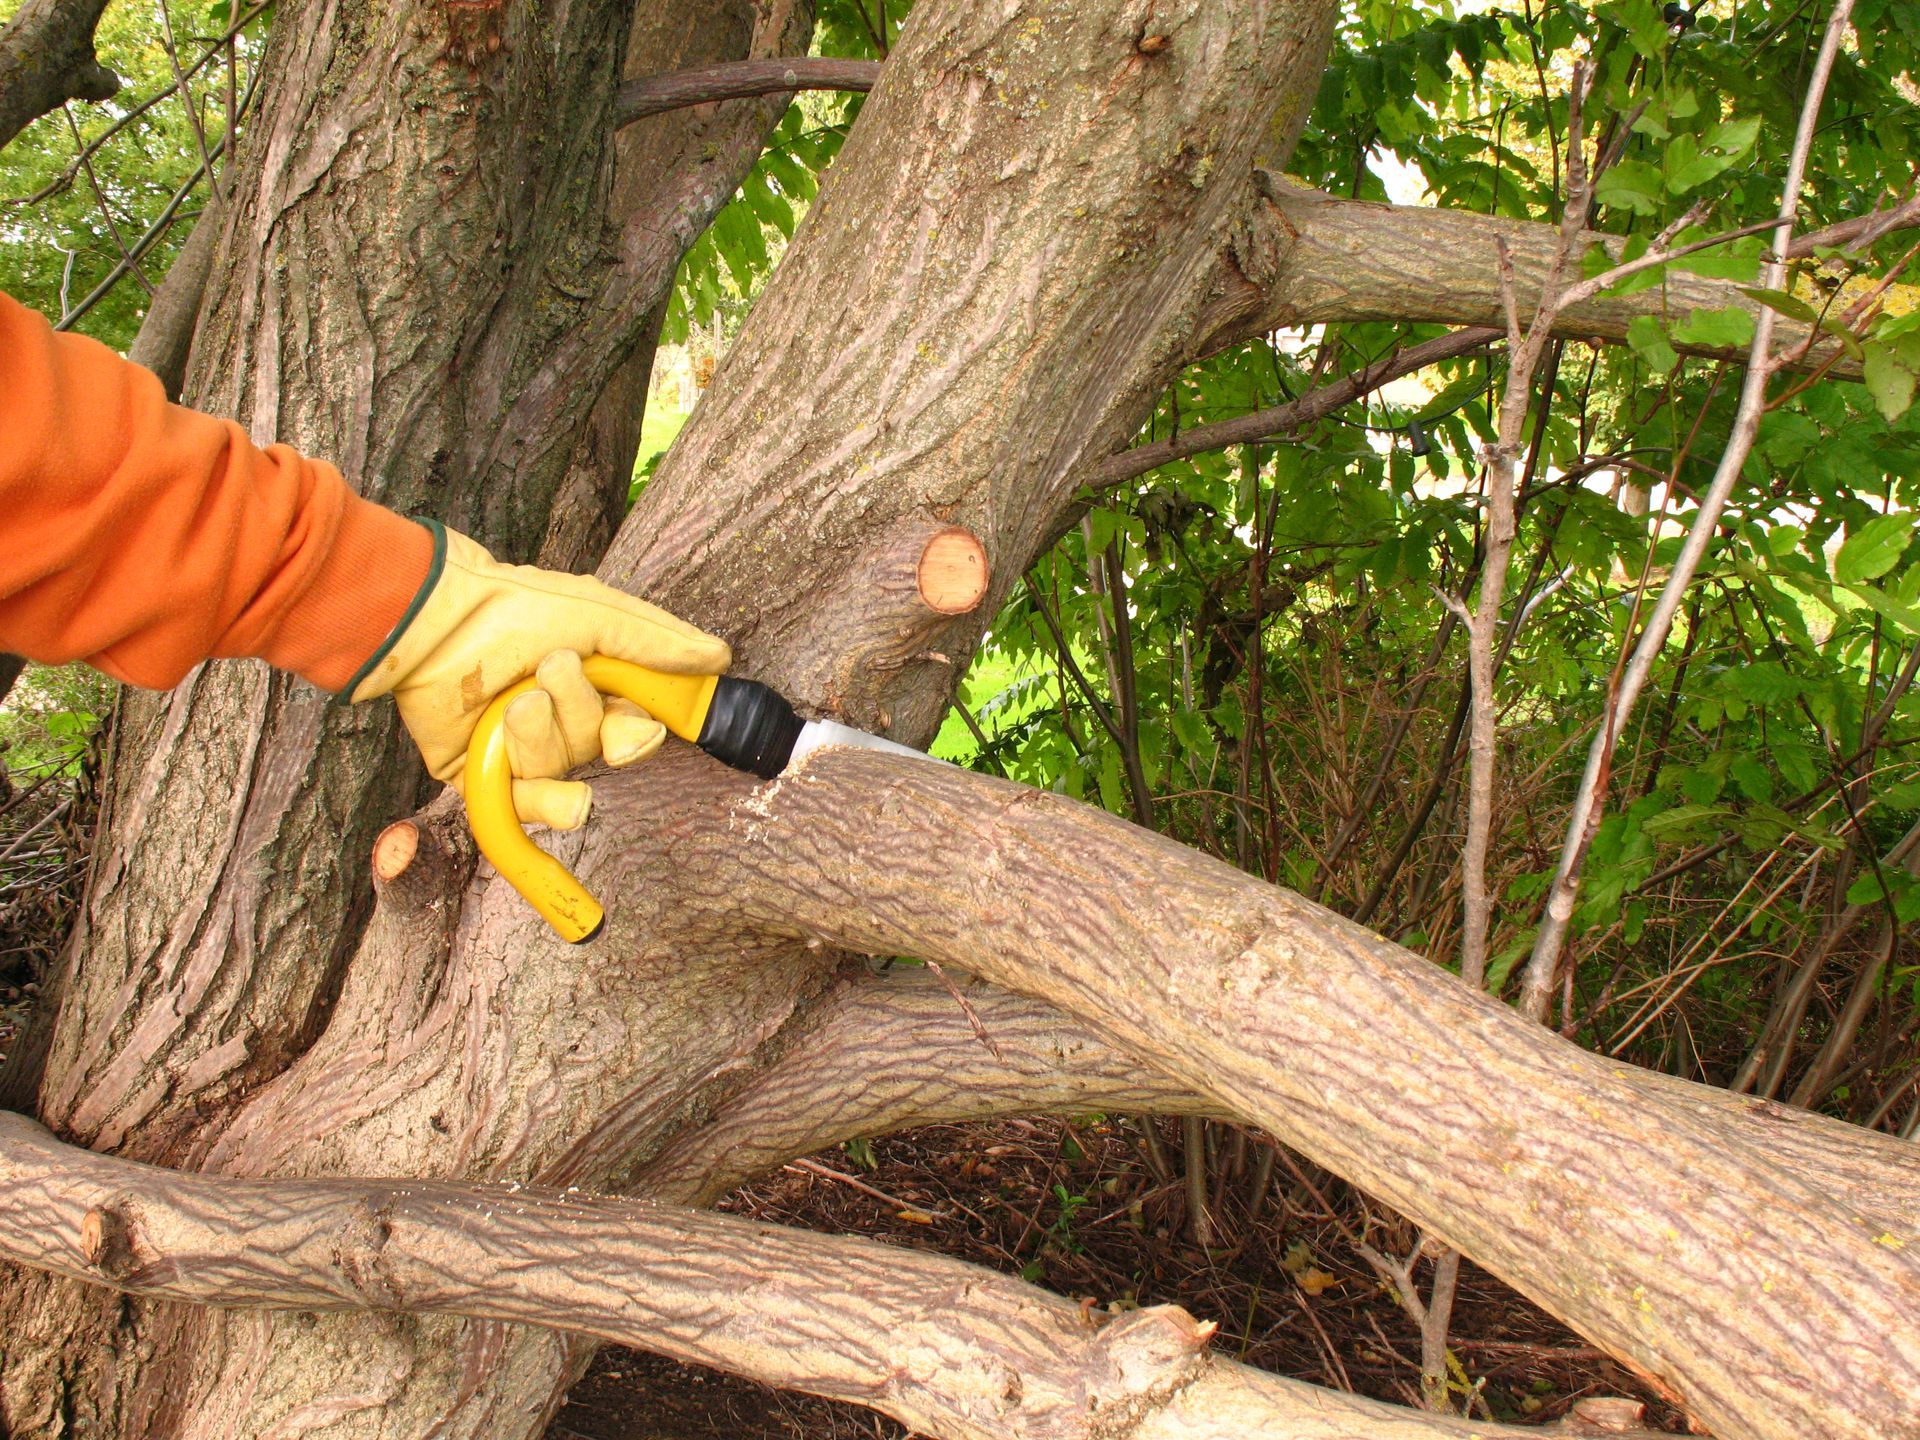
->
0;291;434;693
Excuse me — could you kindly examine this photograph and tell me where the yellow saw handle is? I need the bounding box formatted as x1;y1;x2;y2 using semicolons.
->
462;657;719;943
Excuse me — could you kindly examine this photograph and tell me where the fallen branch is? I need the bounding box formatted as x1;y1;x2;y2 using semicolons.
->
0;1109;1586;1440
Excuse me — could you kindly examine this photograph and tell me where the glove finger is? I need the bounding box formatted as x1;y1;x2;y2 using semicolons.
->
511;777;593;831
445;772;592;830
503;690;571;781
535;649;604;767
592;592;732;676
601;697;667;768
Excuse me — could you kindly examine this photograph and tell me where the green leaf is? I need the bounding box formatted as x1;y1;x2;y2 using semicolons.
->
1627;314;1679;374
1084;506;1123;555
1667;116;1760;191
1171;709;1211;753
1863;341;1919;421
1669;306;1756;350
1413;371;1489;423
1835;513;1915;584
1846;872;1888;906
1837;578;1920;633
1484;935;1533;994
1642;803;1733;842
1738;286;1821;325
1096;745;1124;814
1726;662;1801;705
1595;158;1663;216
1729;756;1774;801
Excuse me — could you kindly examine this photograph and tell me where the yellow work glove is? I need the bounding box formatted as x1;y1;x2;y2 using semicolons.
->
345;523;730;827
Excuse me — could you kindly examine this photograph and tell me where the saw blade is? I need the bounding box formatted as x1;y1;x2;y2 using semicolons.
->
786;718;951;771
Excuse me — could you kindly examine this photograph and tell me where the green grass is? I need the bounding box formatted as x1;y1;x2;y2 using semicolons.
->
635;405;690;478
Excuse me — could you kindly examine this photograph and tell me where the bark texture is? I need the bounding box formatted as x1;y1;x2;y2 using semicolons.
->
635;968;1221;1206
0;0;812;1434
0;0;116;153
1240;180;1865;375
1;1109;1586;1440
584;745;1920;1440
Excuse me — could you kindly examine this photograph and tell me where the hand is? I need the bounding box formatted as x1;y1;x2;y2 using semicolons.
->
348;525;729;821
452;648;672;828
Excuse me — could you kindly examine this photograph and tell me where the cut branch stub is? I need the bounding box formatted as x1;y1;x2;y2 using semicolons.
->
917;526;989;615
78;1202;139;1281
371;821;421;885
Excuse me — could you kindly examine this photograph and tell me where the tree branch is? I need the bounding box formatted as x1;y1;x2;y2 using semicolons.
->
0;0;117;153
0;1109;1573;1440
614;57;881;129
126;197;223;399
1790;189;1920;257
1082;326;1499;496
1240;178;1875;377
636;967;1220;1205
619;746;1920;1440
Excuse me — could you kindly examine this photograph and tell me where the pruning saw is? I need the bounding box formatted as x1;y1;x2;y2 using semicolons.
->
462;656;940;942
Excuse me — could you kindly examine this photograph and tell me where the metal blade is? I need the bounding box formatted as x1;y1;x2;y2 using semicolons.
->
787;718;951;771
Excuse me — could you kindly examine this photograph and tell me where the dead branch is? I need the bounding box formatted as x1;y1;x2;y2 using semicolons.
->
0;1109;1578;1440
0;0;116;153
635;967;1221;1205
621;745;1920;1440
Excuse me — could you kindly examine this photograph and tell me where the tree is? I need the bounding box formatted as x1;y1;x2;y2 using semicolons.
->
1;1;1917;1438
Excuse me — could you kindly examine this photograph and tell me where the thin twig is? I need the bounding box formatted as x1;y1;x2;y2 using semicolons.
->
61;105;153;296
785;1159;949;1219
1519;0;1860;1016
8;2;269;208
154;0;224;201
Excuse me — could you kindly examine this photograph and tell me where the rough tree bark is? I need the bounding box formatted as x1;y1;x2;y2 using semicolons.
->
3;0;1914;1438
0;0;813;1432
0;1108;1675;1440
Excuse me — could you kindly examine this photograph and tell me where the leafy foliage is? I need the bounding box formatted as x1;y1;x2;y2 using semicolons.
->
0;0;264;350
921;0;1920;1122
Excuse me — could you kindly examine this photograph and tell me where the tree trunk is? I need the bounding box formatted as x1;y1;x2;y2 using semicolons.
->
4;0;1914;1437
0;0;810;1433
